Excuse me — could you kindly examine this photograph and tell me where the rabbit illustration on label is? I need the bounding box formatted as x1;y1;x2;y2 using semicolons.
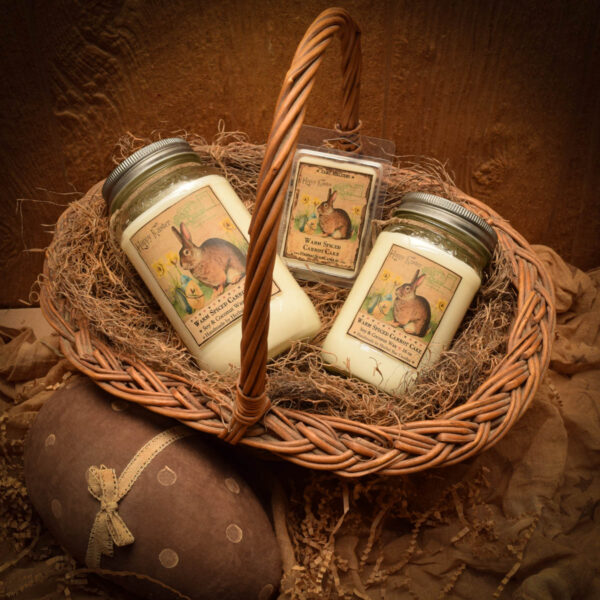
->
317;189;352;240
393;270;431;337
172;222;246;296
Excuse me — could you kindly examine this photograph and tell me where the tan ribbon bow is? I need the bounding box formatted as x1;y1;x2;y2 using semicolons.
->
85;465;135;568
85;426;195;569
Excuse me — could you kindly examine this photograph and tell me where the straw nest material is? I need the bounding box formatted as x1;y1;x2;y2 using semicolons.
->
39;130;516;427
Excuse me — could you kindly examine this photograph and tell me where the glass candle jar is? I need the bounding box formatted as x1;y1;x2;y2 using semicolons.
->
321;192;497;394
103;138;321;374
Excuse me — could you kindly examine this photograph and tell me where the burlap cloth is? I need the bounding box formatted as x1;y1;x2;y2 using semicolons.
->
1;245;599;599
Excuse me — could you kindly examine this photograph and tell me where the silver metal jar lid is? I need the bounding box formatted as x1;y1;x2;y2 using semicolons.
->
102;138;196;209
396;192;498;255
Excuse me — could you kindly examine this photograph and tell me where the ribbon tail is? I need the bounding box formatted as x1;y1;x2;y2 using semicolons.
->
85;512;114;569
107;511;135;548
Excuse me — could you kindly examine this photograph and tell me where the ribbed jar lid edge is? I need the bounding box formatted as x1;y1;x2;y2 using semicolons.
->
396;191;498;253
102;137;192;207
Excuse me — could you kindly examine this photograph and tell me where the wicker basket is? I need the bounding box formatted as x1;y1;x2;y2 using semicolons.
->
40;8;555;477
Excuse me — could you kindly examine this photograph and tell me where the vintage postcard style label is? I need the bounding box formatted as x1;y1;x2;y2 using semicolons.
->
282;158;375;273
347;244;462;368
131;185;279;347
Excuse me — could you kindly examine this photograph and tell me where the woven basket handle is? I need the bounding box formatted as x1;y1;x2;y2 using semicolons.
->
225;7;362;443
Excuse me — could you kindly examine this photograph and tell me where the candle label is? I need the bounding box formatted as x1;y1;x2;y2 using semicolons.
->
347;244;462;368
282;158;375;272
130;185;279;347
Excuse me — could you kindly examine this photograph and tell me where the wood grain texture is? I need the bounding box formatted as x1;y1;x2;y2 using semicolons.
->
1;0;599;307
385;0;600;266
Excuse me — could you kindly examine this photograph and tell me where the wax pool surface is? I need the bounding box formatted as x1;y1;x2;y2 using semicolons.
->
321;230;482;394
120;174;321;373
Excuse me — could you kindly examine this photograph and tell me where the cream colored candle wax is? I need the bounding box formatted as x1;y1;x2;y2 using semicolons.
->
321;193;497;394
104;138;321;374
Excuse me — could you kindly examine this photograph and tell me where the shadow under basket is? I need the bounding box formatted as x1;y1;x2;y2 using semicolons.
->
39;8;555;477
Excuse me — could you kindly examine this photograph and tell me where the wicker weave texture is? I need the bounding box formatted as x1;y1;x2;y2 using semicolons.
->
40;8;555;477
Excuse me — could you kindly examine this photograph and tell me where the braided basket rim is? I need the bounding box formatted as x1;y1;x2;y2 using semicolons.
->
39;170;555;477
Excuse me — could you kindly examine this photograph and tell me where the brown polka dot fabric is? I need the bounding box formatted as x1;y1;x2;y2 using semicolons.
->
24;377;281;599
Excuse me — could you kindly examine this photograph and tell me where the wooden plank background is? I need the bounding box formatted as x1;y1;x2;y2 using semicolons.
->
1;0;599;307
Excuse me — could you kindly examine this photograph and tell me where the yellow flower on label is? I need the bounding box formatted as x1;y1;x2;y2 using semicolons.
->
381;270;391;282
437;299;447;312
152;261;166;277
302;195;311;205
221;218;234;232
352;205;362;216
166;251;179;266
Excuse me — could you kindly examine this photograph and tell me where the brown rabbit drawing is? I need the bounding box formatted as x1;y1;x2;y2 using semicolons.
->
317;189;352;240
393;270;431;337
171;222;246;295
